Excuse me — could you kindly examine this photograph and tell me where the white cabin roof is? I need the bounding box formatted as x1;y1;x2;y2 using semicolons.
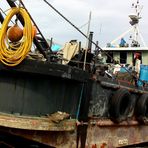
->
102;47;148;51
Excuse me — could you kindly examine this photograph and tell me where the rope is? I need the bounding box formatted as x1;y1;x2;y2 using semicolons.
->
0;7;33;66
76;83;84;120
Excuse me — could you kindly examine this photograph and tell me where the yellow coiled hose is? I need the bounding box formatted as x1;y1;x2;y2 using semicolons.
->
0;7;33;66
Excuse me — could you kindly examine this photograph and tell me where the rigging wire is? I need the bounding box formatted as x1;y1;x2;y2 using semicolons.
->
0;8;14;24
43;0;101;50
79;22;89;29
43;0;128;63
43;0;147;86
19;0;52;53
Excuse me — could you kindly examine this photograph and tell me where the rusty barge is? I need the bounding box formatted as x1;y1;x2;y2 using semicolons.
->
0;0;148;147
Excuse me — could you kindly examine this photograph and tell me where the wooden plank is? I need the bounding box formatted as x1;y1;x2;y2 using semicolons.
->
0;113;76;131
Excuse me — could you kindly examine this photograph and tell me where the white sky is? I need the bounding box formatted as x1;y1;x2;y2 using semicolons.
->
0;0;148;48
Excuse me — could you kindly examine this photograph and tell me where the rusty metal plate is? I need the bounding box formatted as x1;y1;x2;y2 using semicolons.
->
86;119;148;148
0;126;77;148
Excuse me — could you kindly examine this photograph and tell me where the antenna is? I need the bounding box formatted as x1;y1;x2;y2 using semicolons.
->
129;0;145;47
110;0;146;48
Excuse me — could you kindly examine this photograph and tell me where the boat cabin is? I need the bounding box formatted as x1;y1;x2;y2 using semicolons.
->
102;47;148;65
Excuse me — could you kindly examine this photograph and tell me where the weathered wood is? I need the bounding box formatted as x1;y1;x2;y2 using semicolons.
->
0;113;76;131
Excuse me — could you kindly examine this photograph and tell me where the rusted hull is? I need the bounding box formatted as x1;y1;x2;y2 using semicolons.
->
0;115;148;147
0;60;147;147
86;119;148;148
0;127;77;148
0;113;78;147
0;59;89;119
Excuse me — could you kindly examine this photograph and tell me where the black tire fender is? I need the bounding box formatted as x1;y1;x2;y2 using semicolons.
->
127;94;137;118
109;88;133;123
135;93;148;123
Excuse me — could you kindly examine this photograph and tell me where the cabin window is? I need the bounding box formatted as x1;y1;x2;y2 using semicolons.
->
120;51;127;64
106;52;113;63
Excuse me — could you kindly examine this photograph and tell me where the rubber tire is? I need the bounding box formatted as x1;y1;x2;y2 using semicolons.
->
109;88;133;123
127;94;137;118
135;94;148;124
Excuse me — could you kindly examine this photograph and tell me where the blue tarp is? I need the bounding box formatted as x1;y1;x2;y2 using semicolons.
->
120;38;126;47
138;65;148;86
51;44;61;51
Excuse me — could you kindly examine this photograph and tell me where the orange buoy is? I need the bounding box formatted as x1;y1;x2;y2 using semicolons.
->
7;24;23;42
32;25;37;38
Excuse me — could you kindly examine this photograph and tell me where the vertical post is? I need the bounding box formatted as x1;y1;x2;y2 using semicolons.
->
88;32;93;52
83;11;92;70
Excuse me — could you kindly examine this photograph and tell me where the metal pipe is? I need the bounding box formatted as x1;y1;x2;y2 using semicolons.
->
0;12;4;23
88;32;93;52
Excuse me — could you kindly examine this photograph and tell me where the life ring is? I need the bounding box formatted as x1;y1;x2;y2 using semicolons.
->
135;94;148;123
109;88;133;123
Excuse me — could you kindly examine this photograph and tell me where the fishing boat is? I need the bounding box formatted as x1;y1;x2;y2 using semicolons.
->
0;0;147;147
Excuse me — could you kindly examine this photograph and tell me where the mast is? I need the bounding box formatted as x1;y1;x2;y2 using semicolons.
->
129;0;144;47
109;0;146;48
